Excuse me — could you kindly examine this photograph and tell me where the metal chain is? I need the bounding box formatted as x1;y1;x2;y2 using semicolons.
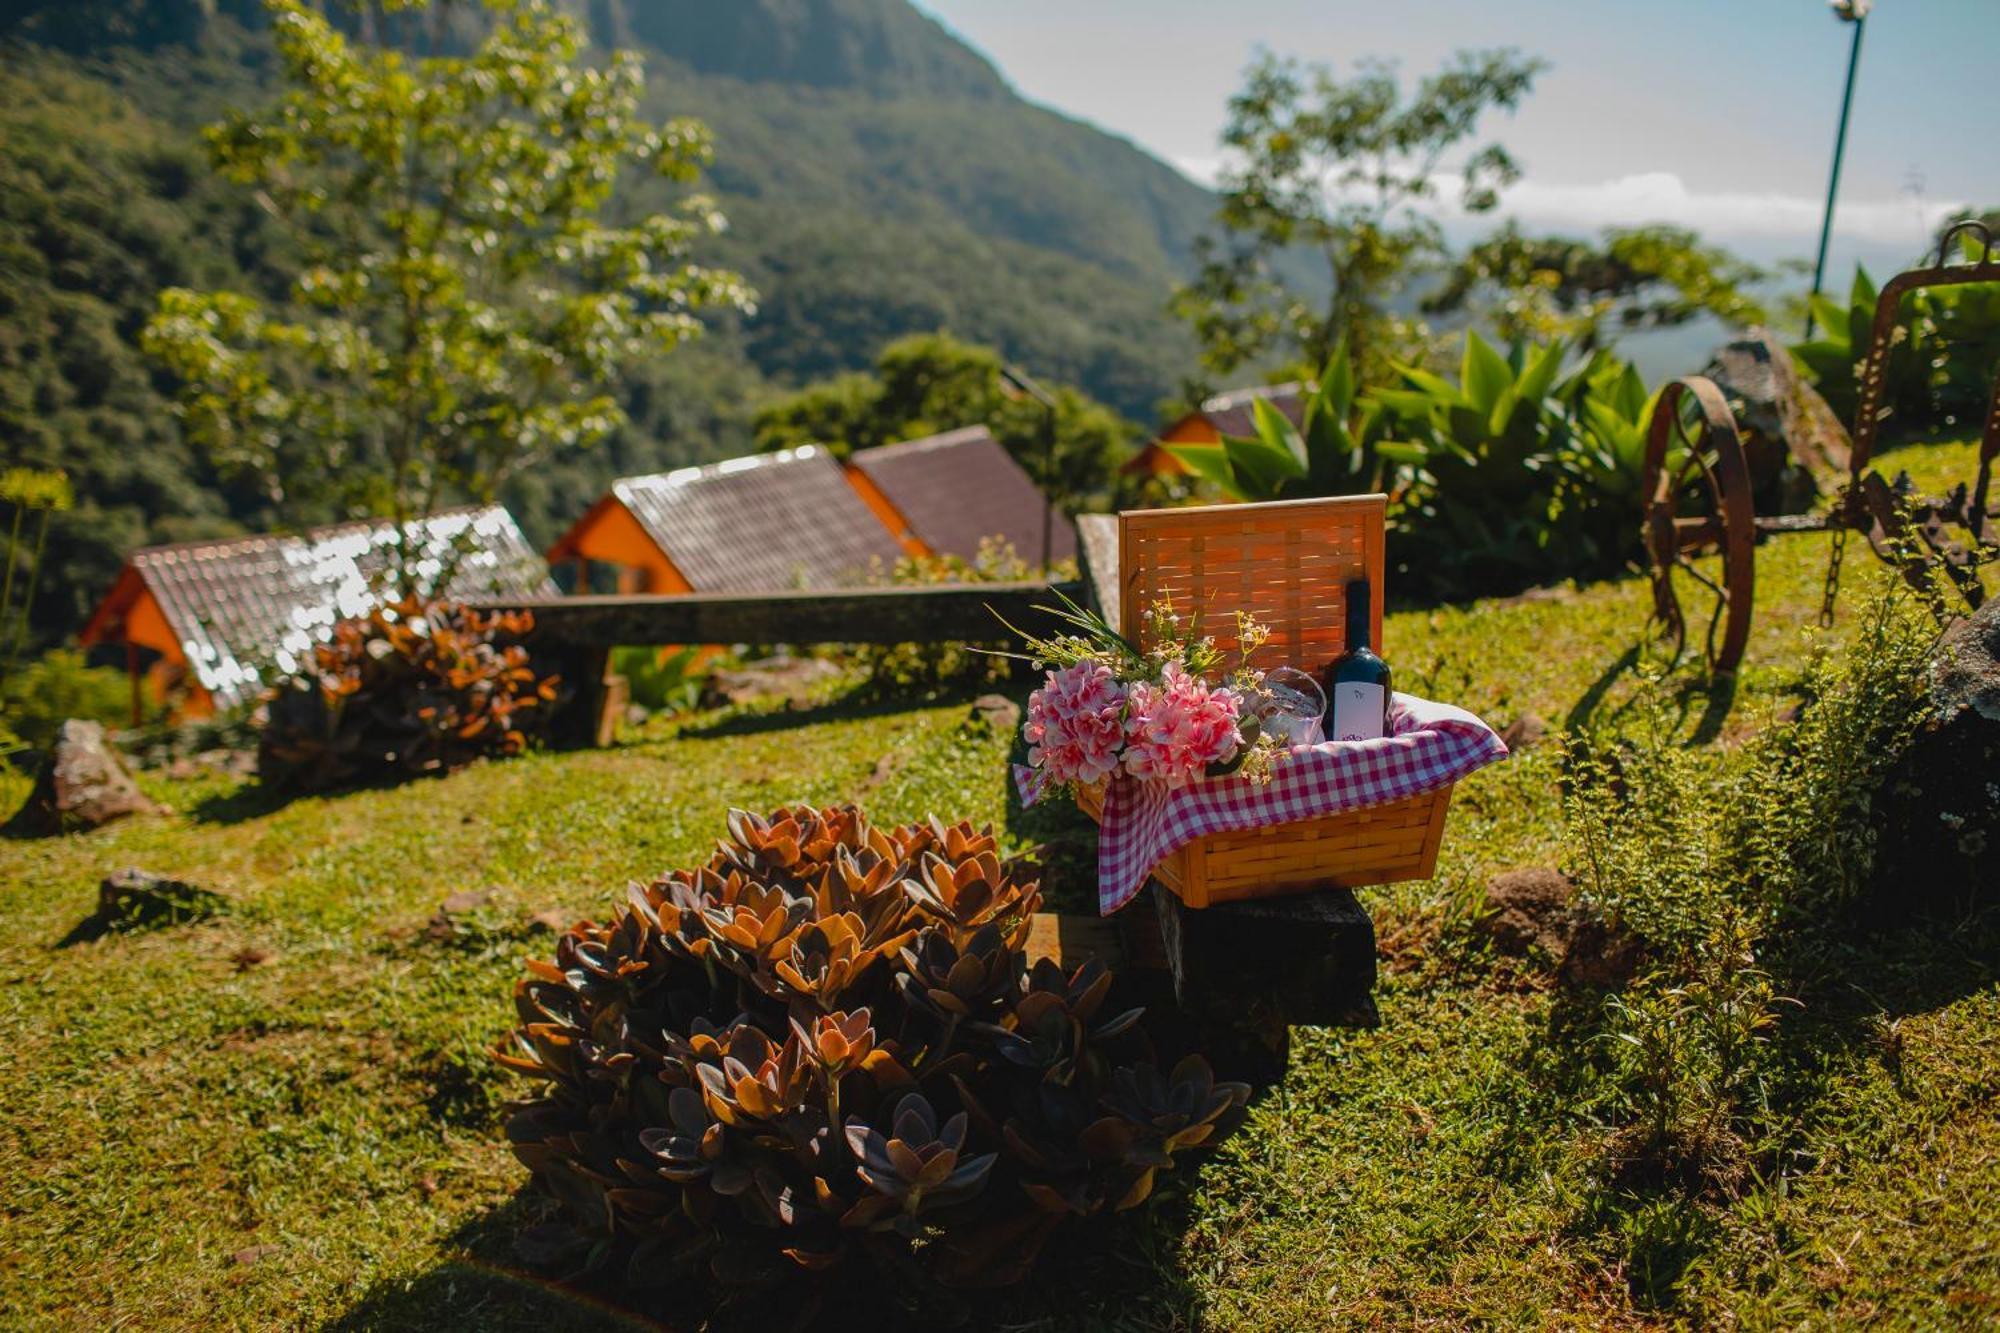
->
1820;525;1846;628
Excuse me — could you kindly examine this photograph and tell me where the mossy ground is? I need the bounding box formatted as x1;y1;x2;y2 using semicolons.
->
1;440;1993;1330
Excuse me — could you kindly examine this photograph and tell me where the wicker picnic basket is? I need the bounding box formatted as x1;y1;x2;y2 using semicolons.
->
1077;494;1453;909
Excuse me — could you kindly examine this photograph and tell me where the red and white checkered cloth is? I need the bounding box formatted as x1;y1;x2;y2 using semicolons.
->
1015;692;1508;915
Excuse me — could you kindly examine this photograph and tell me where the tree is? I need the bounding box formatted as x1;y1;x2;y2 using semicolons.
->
1422;222;1769;348
1171;48;1544;383
142;0;752;586
753;332;1136;524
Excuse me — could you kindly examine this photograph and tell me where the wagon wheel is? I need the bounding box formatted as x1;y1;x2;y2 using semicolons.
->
1640;377;1756;675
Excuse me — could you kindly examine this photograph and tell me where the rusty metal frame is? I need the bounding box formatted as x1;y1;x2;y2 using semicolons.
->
1640;220;2000;676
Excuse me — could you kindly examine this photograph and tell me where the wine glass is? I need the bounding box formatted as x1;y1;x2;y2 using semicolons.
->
1252;667;1326;746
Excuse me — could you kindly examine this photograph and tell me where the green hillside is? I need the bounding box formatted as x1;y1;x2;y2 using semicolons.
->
0;0;1213;644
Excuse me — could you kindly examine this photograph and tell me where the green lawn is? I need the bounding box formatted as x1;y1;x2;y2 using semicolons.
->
1;439;1993;1330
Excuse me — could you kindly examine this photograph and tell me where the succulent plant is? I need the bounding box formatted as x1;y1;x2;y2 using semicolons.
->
497;803;1247;1303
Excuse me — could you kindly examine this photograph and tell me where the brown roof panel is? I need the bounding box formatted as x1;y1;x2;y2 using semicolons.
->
1195;382;1308;439
613;446;905;593
125;506;552;711
849;426;1075;565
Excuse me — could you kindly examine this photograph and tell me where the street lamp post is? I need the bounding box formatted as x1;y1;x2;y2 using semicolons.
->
999;364;1059;570
1804;0;1870;341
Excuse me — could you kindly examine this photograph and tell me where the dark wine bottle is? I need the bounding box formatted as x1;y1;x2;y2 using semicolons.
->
1323;578;1391;742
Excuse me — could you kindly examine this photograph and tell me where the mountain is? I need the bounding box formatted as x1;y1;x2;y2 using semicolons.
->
0;0;1219;647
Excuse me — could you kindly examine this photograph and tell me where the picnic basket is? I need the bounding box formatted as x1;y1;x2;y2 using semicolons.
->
1076;494;1453;909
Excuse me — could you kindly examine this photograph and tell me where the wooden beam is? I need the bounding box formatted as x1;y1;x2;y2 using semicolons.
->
1075;513;1120;619
476;580;1086;648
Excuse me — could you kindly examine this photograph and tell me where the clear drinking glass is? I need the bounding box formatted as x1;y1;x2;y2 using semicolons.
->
1253;667;1326;746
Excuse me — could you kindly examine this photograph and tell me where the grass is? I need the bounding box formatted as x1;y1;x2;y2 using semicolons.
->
0;438;1992;1329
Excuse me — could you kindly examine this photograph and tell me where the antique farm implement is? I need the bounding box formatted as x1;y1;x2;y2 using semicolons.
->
1642;219;2000;673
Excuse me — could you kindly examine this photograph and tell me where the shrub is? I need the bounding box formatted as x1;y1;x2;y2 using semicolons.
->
258;597;558;791
613;645;705;716
1;648;137;751
1793;246;2000;437
852;539;1063;694
1564;576;1937;1185
498;804;1247;1302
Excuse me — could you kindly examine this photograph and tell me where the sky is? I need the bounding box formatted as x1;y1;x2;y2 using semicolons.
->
911;0;1999;279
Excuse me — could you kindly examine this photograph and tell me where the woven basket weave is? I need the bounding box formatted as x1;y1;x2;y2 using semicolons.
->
1079;495;1452;909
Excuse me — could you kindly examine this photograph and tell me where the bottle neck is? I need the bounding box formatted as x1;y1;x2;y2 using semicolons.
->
1345;582;1372;654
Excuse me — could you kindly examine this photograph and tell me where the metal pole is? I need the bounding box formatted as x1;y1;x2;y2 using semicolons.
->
1804;11;1866;341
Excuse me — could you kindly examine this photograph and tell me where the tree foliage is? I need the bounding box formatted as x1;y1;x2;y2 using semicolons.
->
753;332;1138;517
141;0;753;581
1171;48;1544;382
1423;222;1768;348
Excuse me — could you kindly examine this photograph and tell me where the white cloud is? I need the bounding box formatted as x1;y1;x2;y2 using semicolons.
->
1172;157;1964;253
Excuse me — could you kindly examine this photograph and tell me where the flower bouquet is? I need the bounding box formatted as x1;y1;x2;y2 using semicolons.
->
998;592;1316;802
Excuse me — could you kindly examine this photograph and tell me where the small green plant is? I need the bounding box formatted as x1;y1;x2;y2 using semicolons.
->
258;597;558;792
1792;243;2000;436
0;648;135;751
853;538;1065;695
0;468;73;687
613;645;706;716
1164;338;1389;501
498;804;1247;1305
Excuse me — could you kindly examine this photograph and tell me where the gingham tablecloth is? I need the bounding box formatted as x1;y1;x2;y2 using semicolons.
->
1016;692;1508;915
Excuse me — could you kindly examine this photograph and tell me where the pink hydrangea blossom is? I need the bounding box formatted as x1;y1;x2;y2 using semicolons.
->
1121;661;1242;788
1024;661;1128;787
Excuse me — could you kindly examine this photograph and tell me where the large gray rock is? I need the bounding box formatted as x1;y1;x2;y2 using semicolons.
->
5;720;161;837
1703;327;1852;513
1876;599;2000;904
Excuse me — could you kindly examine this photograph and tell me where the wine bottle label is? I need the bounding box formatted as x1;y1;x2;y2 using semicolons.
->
1331;682;1387;742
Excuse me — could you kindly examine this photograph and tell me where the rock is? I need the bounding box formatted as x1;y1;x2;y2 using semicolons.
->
4;720;161;837
701;655;841;708
1875;598;2000;908
1499;712;1548;753
525;908;570;935
442;888;497;914
1476;867;1645;987
624;703;651;727
1557;912;1647;992
97;868;226;929
1477;867;1575;959
967;694;1022;734
1703;327;1851;511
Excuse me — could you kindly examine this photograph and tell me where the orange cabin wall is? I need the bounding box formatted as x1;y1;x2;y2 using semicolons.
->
78;573;216;719
551;498;694;594
841;467;932;559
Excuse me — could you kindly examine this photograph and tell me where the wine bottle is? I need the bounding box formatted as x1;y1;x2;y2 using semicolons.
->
1323;578;1391;742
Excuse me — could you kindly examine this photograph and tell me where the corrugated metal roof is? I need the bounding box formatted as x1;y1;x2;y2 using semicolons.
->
1196;382;1308;439
849;426;1076;564
612;446;906;593
124;506;552;711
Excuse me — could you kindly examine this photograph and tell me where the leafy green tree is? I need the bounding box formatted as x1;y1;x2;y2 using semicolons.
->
142;0;752;584
1423;223;1768;348
1171;48;1544;383
753;332;1136;518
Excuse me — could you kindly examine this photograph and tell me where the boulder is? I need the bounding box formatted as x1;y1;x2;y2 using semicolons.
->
700;655;841;708
1703;327;1852;512
1875;598;2000;907
966;694;1022;735
1478;867;1575;959
97;867;225;928
1477;867;1646;988
5;720;161;837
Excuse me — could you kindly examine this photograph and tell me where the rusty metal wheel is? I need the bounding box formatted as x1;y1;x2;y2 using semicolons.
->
1641;377;1756;675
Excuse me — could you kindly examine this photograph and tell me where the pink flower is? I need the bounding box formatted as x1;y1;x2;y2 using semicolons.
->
1121;662;1242;789
1024;661;1128;787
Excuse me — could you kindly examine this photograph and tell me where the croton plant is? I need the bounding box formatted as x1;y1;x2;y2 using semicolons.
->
498;804;1248;1295
259;596;557;791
